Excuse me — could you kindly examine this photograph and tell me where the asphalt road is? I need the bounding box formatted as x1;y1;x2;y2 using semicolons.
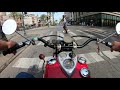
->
1;26;120;78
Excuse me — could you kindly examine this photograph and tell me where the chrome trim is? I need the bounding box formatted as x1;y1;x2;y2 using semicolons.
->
78;57;86;64
58;52;77;77
47;57;56;65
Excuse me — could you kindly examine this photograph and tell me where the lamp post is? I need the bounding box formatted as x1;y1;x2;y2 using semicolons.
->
22;12;27;36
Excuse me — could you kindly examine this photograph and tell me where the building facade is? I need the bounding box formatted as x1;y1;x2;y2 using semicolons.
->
65;12;120;27
24;14;39;27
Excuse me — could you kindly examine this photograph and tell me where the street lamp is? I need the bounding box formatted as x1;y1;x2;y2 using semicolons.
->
22;12;27;36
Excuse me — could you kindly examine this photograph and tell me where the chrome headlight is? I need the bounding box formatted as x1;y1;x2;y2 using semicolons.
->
80;68;90;78
78;57;86;64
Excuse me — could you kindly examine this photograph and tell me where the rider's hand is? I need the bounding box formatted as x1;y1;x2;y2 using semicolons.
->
111;41;120;52
6;41;17;55
7;41;17;49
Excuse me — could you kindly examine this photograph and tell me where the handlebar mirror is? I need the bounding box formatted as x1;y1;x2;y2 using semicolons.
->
116;22;120;34
2;19;17;35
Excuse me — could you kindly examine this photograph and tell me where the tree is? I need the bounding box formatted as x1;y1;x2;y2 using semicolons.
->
40;14;47;21
9;12;20;20
9;12;23;28
52;12;55;25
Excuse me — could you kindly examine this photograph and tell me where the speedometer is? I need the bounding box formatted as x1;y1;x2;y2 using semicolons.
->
63;59;74;69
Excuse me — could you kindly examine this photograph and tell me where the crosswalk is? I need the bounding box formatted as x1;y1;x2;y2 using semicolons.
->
37;31;53;45
76;30;94;37
36;28;113;46
12;50;120;69
37;30;84;46
57;30;83;40
83;28;114;37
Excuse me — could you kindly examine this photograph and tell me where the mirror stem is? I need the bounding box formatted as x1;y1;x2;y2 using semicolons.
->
98;32;117;43
15;31;31;42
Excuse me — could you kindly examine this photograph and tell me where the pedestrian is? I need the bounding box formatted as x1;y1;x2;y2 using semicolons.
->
62;15;68;34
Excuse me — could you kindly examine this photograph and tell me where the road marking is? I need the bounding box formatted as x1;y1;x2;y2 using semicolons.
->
76;30;94;37
101;51;120;59
84;29;113;37
37;31;53;46
78;50;120;64
68;31;82;40
12;50;120;69
89;52;105;62
12;56;53;69
57;31;64;40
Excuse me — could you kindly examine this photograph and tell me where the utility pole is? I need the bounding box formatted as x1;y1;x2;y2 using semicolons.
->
22;12;27;36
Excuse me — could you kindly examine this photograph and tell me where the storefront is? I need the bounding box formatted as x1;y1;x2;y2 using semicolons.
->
79;13;120;27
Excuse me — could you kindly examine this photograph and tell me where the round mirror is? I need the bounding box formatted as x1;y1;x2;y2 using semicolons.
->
2;19;17;35
116;22;120;34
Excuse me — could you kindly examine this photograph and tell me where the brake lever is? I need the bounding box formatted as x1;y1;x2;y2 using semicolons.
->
31;39;36;45
96;38;101;53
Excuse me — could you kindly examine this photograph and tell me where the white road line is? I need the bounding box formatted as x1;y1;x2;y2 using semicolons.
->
78;50;120;64
89;52;105;62
12;50;120;69
37;31;53;45
101;51;120;59
76;30;94;37
12;56;53;69
90;30;113;37
68;31;82;40
57;31;64;40
84;29;113;37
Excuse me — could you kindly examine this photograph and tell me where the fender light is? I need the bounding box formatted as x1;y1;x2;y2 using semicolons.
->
80;68;90;78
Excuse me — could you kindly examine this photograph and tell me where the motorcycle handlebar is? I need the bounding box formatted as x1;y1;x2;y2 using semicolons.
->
2;35;114;56
101;41;112;48
2;39;35;56
2;42;26;56
61;38;98;49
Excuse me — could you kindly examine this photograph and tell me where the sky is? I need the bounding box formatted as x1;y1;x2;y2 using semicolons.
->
28;12;64;22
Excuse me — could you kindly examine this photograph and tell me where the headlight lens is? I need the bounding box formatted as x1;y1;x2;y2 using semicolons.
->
80;68;90;78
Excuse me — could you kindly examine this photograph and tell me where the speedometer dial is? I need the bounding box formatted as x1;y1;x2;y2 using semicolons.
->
63;59;74;69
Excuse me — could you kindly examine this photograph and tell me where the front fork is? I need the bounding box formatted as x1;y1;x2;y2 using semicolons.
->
42;60;46;78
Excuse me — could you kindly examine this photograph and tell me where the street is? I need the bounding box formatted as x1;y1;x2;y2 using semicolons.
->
1;26;120;78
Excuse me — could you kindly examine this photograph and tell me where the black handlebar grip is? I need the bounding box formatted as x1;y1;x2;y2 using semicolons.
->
105;42;112;48
2;42;26;56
